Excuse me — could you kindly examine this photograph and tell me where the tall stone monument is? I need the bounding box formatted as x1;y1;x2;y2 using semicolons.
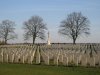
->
47;31;51;45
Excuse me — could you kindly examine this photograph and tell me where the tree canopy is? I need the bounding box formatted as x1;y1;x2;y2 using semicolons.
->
0;20;17;44
23;15;47;44
59;12;90;44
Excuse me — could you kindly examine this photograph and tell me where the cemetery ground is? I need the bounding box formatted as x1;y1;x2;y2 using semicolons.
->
0;63;100;75
0;43;100;75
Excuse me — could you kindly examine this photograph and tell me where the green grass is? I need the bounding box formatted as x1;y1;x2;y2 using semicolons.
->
0;63;100;75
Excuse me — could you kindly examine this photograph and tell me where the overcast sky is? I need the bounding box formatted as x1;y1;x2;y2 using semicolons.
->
0;0;100;43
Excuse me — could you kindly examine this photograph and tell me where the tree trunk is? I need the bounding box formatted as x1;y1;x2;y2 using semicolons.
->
73;39;76;45
33;37;35;44
33;36;36;44
4;37;7;44
5;40;7;44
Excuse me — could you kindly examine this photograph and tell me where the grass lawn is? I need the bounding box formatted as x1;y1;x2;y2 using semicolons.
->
0;63;100;75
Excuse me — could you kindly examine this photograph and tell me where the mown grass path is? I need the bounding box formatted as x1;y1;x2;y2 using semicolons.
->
0;63;100;75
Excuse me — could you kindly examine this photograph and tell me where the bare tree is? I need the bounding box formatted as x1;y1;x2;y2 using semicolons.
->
0;20;17;44
23;15;47;44
58;12;90;44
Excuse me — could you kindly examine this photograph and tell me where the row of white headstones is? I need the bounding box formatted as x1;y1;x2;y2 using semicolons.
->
0;44;100;67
